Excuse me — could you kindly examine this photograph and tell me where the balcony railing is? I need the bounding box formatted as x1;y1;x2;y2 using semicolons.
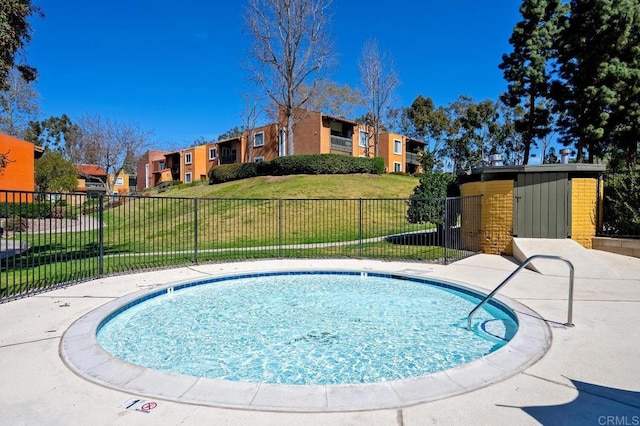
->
220;155;238;165
330;135;352;153
406;152;419;165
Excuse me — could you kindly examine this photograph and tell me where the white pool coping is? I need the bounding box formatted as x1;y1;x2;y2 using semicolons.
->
59;269;551;412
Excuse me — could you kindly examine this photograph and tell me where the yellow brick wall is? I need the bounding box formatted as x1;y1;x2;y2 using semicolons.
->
461;180;514;255
571;178;598;249
460;182;483;252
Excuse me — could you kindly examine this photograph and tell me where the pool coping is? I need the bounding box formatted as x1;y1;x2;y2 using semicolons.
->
59;269;552;412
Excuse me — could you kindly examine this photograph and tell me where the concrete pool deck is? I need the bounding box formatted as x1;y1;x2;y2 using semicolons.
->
1;252;639;425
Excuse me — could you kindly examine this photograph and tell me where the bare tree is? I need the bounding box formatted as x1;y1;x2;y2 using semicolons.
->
359;39;399;157
245;0;333;156
76;115;150;195
0;68;39;138
240;93;262;162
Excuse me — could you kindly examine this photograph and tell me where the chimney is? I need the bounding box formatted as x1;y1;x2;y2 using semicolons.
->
489;154;503;167
560;149;571;164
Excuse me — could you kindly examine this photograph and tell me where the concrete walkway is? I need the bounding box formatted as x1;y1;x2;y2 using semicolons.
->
1;252;639;425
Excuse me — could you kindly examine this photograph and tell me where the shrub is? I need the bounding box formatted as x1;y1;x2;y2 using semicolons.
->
3;216;29;232
406;171;456;225
209;154;385;184
51;207;65;219
603;170;640;235
0;202;53;219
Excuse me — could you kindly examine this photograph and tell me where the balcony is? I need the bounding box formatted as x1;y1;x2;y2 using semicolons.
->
406;152;419;165
330;135;352;153
220;154;238;165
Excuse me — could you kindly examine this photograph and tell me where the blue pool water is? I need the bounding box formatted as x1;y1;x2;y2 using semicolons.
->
97;272;518;385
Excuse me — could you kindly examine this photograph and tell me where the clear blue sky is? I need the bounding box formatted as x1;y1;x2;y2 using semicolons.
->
28;1;522;151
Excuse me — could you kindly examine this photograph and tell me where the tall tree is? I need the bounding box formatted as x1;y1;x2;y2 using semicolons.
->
444;97;501;172
245;0;333;156
217;127;242;141
0;68;39;138
0;1;43;90
500;0;565;165
24;114;80;154
75;115;150;195
299;79;363;119
359;39;399;157
554;0;640;166
402;95;451;170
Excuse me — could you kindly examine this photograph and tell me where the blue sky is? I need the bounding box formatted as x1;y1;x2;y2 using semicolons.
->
28;1;522;151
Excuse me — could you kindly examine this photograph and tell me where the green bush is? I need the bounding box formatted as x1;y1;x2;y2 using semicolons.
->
406;171;456;225
209;154;385;184
603;170;640;235
0;202;55;218
3;216;29;232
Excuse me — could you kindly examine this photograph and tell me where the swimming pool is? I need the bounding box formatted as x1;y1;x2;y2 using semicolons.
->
61;266;551;412
97;272;517;385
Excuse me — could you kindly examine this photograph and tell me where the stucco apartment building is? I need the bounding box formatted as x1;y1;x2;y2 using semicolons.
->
0;133;44;201
136;109;427;190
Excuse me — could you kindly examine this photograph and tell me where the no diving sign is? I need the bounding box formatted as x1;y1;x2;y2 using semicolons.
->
120;398;158;413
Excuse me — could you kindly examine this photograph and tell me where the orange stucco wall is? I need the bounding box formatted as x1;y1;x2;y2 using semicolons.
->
0;133;39;200
181;145;208;183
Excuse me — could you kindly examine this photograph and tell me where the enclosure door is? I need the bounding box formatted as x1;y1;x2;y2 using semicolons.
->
513;172;571;238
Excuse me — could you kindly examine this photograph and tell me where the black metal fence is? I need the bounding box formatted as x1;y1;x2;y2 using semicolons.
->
597;173;640;238
0;190;482;302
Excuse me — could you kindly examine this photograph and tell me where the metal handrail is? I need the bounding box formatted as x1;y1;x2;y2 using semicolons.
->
467;254;575;330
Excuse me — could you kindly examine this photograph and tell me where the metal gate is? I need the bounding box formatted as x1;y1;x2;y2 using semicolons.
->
513;172;571;238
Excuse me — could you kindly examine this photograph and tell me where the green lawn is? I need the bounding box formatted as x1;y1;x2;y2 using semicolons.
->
2;173;459;298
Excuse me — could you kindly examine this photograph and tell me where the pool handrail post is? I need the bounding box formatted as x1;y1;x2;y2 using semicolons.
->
467;254;575;330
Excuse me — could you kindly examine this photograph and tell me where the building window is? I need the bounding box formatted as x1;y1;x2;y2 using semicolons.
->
359;130;369;148
254;132;264;147
185;172;192;183
209;147;217;160
115;177;124;186
394;139;402;155
159;161;166;170
393;162;402;172
254;156;265;163
184;153;192;165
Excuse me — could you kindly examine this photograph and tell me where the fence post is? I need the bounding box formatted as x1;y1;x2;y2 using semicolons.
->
193;198;198;264
443;198;449;265
98;194;104;276
278;199;283;258
358;198;363;257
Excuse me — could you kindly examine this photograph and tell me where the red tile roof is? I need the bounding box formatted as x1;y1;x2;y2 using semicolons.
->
75;164;107;177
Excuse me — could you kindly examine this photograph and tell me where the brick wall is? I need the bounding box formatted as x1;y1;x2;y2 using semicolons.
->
571;178;598;249
461;180;514;255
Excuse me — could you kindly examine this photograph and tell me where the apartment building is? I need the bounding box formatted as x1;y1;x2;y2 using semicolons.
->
180;145;208;184
75;164;133;195
378;132;427;174
0;133;43;201
136;109;427;189
137;150;170;192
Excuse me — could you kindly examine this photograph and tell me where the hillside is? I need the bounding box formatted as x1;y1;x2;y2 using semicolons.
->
157;174;420;199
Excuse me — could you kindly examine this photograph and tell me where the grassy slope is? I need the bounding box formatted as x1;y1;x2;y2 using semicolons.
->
159;173;420;199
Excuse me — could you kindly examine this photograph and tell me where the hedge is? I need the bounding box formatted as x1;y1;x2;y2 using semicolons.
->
0;202;55;218
209;154;385;184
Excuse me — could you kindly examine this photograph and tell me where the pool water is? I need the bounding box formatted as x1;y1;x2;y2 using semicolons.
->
97;272;517;385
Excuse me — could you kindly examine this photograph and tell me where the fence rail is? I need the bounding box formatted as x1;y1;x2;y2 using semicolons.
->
0;191;482;302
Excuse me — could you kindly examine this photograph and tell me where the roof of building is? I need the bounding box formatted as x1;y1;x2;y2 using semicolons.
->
75;164;107;177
